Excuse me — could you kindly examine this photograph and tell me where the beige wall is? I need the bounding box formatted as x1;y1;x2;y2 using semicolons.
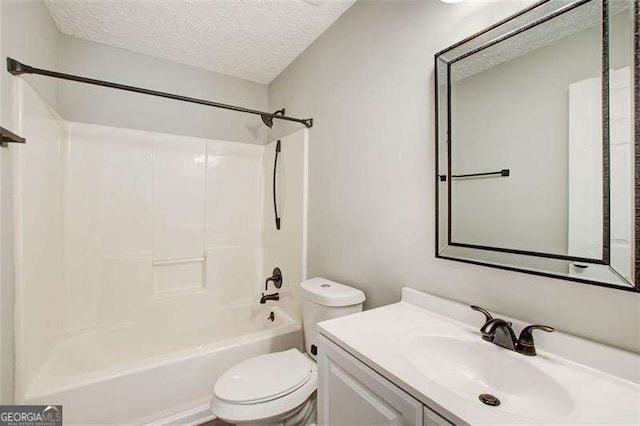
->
1;1;59;117
268;0;640;353
0;0;61;404
59;35;270;145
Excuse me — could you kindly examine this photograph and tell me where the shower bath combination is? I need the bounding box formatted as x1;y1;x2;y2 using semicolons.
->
6;58;310;423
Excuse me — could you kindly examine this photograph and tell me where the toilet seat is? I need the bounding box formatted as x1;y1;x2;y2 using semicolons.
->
215;349;313;404
210;349;318;424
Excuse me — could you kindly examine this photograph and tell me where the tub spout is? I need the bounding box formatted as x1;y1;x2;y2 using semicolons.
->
260;292;280;304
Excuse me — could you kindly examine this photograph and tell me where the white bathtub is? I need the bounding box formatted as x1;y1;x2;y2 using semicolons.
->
24;305;302;425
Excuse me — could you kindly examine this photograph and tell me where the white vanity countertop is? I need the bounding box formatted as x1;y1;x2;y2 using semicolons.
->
317;287;640;425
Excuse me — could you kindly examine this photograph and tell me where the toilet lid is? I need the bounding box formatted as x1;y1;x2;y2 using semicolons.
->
214;349;313;404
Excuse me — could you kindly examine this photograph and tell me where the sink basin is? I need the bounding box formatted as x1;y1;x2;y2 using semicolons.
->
404;335;574;421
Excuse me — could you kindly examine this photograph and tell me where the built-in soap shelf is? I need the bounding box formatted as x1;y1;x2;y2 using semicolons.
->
152;256;206;298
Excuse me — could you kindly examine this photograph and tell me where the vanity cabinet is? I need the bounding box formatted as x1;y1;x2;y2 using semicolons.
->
317;335;452;426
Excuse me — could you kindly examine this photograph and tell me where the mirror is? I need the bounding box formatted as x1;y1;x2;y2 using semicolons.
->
435;0;638;291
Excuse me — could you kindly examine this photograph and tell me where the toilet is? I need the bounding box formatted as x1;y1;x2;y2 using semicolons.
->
209;277;365;425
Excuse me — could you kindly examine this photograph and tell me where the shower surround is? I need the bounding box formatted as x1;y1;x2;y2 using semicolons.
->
12;81;307;423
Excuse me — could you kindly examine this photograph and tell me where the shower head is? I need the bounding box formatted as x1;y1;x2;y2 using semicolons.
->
261;109;286;128
261;114;274;128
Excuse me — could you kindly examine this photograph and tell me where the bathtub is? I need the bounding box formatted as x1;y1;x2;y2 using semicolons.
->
23;305;302;425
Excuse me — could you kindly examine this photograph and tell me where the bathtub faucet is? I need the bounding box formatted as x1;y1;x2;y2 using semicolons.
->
260;292;280;304
261;267;282;304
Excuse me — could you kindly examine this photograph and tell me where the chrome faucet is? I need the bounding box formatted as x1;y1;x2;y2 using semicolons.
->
471;305;554;356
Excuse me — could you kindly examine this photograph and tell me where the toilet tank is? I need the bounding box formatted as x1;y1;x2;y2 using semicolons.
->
301;278;365;360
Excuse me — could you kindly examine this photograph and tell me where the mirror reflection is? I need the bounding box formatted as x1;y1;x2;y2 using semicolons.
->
435;0;637;290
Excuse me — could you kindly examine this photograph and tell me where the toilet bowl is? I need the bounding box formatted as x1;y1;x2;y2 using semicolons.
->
209;278;365;425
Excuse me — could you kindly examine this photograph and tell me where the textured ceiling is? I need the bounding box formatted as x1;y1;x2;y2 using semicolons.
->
44;0;356;84
450;1;602;81
448;0;631;81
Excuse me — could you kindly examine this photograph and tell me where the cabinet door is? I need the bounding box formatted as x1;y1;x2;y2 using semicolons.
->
424;406;453;426
318;335;423;426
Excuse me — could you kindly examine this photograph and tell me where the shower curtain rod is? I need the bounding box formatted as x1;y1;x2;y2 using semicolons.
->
6;57;313;129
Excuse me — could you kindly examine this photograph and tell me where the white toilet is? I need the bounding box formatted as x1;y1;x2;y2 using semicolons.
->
209;277;365;425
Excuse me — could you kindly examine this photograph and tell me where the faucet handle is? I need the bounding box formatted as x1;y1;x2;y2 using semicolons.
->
517;325;554;356
265;267;283;290
470;305;493;323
